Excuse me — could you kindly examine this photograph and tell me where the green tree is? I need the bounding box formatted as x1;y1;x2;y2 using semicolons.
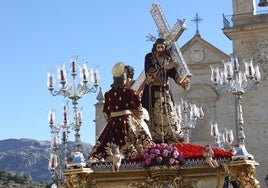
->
0;171;52;187
0;171;11;184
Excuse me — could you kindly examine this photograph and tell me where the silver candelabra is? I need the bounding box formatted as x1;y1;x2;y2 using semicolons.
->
176;98;204;143
48;113;63;185
47;58;99;186
210;121;234;150
210;54;261;160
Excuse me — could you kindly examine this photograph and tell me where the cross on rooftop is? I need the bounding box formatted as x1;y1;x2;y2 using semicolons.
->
191;13;203;36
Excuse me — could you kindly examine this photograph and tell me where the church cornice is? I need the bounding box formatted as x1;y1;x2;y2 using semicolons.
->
223;23;268;40
182;35;229;58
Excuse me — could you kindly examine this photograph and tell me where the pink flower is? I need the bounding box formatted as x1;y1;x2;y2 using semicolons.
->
162;149;169;157
169;158;175;165
150;153;155;159
173;150;180;158
167;146;172;151
154;149;160;155
156;156;163;163
143;148;149;153
152;143;157;147
143;152;149;159
141;143;184;167
145;157;151;165
160;143;166;149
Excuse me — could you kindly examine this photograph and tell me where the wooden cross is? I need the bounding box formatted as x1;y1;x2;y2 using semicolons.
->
131;3;192;92
150;3;192;77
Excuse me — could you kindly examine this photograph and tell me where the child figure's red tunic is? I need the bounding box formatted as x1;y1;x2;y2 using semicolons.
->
90;87;152;161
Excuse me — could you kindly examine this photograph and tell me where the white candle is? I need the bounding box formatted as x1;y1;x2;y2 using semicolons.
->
244;59;255;78
83;68;87;81
60;69;65;81
47;73;54;88
182;100;188;112
226;129;234;144
94;71;98;85
77;111;82;123
248;65;252;76
254;65;261;81
50;156;55;169
82;63;89;82
49;154;58;169
59;65;67;82
52;136;58;149
176;104;181;119
49;75;53;88
48;110;55;124
72;60;76;74
62;131;67;142
63;105;68;123
233;58;239;71
199;107;204;119
190;104;197;119
226;63;233;78
210;66;220;84
210;122;218;138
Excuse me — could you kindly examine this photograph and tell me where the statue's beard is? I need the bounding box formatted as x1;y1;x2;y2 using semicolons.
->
156;51;165;57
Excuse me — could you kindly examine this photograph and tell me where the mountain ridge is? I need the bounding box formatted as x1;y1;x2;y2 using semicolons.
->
0;138;92;182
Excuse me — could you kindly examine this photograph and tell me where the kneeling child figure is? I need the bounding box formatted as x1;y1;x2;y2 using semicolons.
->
203;145;219;168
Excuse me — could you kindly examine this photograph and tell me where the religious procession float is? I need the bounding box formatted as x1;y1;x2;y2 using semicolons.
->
47;3;261;188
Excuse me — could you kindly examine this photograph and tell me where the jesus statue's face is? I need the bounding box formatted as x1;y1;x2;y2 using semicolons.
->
156;43;166;57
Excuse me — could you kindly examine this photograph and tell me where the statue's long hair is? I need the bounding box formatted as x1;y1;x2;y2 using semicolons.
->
152;38;171;57
152;38;166;52
125;65;134;79
111;74;125;89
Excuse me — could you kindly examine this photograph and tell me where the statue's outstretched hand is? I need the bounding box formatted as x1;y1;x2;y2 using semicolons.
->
180;75;191;90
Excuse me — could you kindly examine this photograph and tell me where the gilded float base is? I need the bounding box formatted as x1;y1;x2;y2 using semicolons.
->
60;159;260;188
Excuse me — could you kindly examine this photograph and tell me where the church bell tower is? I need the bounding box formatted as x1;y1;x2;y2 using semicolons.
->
222;1;268;187
223;0;268;63
223;0;268;64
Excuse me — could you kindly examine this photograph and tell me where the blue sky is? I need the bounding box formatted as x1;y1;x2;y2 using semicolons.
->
1;1;262;145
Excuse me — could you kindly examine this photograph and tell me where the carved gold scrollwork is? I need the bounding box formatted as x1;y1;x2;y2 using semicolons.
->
60;173;88;188
59;175;73;188
86;179;97;188
144;166;198;188
128;181;148;188
229;161;260;188
146;166;181;188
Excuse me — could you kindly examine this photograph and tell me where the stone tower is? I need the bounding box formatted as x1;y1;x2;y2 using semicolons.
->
224;0;268;62
222;1;268;187
94;87;105;142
